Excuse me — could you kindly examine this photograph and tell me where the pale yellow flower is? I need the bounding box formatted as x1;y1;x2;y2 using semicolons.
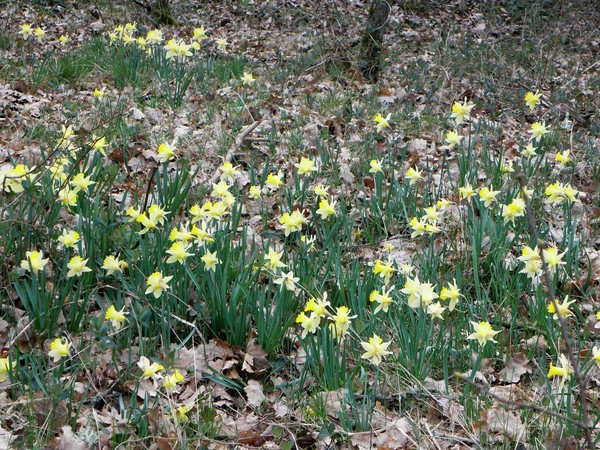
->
360;334;392;365
49;337;71;362
467;321;500;346
105;305;128;330
524;90;541;111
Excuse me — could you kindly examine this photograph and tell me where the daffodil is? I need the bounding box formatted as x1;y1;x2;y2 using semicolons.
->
49;337;71;362
163;369;185;392
439;280;462;311
171;403;193;422
524;90;542;110
445;130;463;148
316;198;337;220
92;136;108;155
201;250;221;271
211;180;231;200
20;250;49;273
67;256;92;278
501;198;526;225
296;311;321;338
279;210;305;236
249;185;262;199
19;23;33;40
274;271;299;291
554;150;571;168
105;305;128;330
409;216;428;238
373;113;391;132
58;229;80;249
240;72;256;85
126;206;141;222
521;142;537;158
59;35;69;45
265;172;284;192
369;159;383;174
330;306;356;337
467;321;500;346
436;198;455;210
458;182;477;202
478;186;500;208
427;302;446;319
295;157;317;175
404;167;423;187
423;205;440;224
401;275;421;307
451;98;475;125
542;246;565;273
592;346;600;369
145;271;173;298
58;187;78;207
416;282;438;308
361;334;392;365
219;161;240;183
169;224;194;243
370;286;394;314
33;27;45;42
136;213;157;234
146;29;164;44
71;172;95;193
300;234;316;250
190;222;214;244
547;296;575;320
373;259;396;284
216;38;228;52
304;293;330;318
137;356;164;381
547;354;573;389
529;121;550;140
0;357;15;382
157;142;175;163
519;259;542;285
193;26;207;41
263;248;287;271
148;204;168;225
545;182;579;204
166;242;193;264
399;263;414;276
424;222;441;235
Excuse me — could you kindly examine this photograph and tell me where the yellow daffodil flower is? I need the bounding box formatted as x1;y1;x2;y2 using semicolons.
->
145;271;173;298
467;321;500;346
360;334;392;365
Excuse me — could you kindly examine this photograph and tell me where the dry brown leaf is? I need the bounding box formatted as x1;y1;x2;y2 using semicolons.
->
0;425;13;450
244;380;266;409
59;425;89;450
520;335;548;350
488;384;529;404
498;352;531;383
482;406;528;442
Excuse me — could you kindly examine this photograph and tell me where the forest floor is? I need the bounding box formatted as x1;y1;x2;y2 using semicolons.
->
0;0;599;449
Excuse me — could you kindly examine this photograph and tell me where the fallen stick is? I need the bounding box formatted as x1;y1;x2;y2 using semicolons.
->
210;119;266;184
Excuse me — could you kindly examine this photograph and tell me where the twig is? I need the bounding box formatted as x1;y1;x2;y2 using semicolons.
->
514;168;594;448
143;165;158;212
129;0;151;12
210;119;265;184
